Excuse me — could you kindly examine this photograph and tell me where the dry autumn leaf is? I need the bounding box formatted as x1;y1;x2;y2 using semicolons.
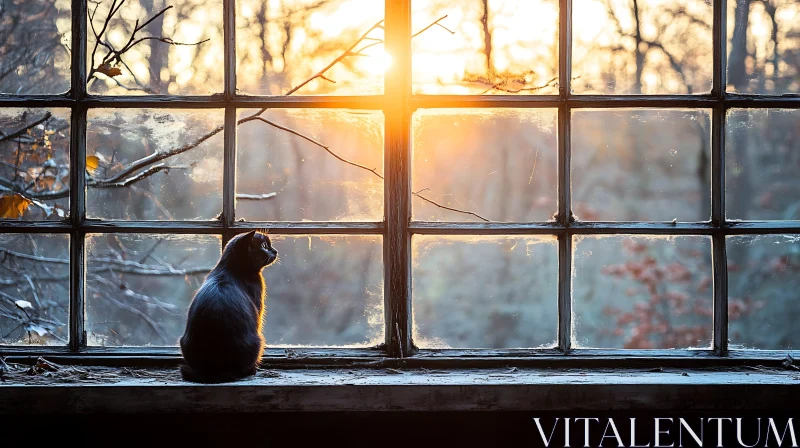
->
0;193;32;219
86;155;100;173
96;63;122;77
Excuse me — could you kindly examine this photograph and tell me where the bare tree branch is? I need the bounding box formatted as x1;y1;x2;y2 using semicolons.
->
92;288;171;343
0;248;211;276
93;163;193;189
236;192;278;200
87;2;210;85
243;117;491;222
412;15;453;38
480;76;559;94
2;12;485;222
283;19;385;95
0;113;52;144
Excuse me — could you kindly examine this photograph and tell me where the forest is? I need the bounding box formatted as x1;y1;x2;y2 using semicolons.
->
0;0;798;350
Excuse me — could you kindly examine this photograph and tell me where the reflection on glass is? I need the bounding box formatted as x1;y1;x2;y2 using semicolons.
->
87;0;223;95
573;235;713;349
236;0;385;95
412;235;558;349
726;109;800;220
412;0;559;95
0;233;69;345
572;0;712;94
412;109;558;222
236;109;383;222
572;109;711;222
86;233;220;346
727;235;800;350
263;235;384;347
0;108;71;220
86;109;224;220
0;0;71;94
727;0;800;94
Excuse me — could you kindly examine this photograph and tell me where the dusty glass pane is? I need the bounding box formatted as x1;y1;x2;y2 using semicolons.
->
572;109;711;222
0;0;71;94
412;235;558;349
85;233;220;346
236;109;383;222
412;109;558;222
0;108;70;220
85;234;383;347
86;109;224;220
727;0;800;94
572;0;713;94
236;0;385;95
727;235;800;350
87;0;222;95
726;109;800;220
0;233;69;345
411;0;559;95
573;235;713;349
263;235;384;347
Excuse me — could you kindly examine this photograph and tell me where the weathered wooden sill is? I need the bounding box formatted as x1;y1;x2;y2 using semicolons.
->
1;366;798;414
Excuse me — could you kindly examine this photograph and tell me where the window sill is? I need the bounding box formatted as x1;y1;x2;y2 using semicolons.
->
1;366;798;413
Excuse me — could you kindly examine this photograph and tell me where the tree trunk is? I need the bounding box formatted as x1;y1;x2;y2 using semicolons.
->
480;0;493;74
727;0;751;91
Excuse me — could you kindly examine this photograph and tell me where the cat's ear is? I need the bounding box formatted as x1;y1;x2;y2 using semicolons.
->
242;230;257;241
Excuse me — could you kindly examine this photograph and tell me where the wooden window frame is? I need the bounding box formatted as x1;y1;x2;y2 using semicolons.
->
1;0;799;366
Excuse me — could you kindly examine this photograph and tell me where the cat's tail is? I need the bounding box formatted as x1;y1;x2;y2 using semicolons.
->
179;363;250;384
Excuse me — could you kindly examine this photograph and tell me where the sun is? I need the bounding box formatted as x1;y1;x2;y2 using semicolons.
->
360;49;393;74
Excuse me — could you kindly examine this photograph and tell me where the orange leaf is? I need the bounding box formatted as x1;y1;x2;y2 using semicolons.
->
96;63;122;77
86;155;100;173
0;193;33;219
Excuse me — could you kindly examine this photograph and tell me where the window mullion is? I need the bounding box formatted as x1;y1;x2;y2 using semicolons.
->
712;0;728;356
223;0;236;99
557;0;573;353
384;0;412;358
69;0;88;352
221;0;237;248
558;105;572;353
712;107;728;355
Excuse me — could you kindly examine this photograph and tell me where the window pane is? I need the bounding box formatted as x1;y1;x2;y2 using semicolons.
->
412;109;558;222
0;0;71;94
412;235;558;349
727;0;800;94
263;235;384;347
573;235;713;349
411;0;559;95
86;109;224;220
0;108;70;220
86;233;220;346
236;0;384;95
86;234;383;347
727;235;800;350
87;0;223;95
0;233;69;346
572;0;713;94
572;109;711;222
726;109;800;220
236;109;383;222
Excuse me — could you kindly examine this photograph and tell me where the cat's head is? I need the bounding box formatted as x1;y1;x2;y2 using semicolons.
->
226;229;278;272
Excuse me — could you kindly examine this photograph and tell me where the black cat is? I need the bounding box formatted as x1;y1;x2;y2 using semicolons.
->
179;230;277;383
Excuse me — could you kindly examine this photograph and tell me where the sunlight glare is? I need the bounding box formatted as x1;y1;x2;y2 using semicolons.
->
361;50;393;74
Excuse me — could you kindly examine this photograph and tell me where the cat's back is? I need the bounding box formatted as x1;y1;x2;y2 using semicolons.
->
184;272;258;335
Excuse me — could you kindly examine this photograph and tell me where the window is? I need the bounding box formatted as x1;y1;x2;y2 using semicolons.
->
1;0;798;361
